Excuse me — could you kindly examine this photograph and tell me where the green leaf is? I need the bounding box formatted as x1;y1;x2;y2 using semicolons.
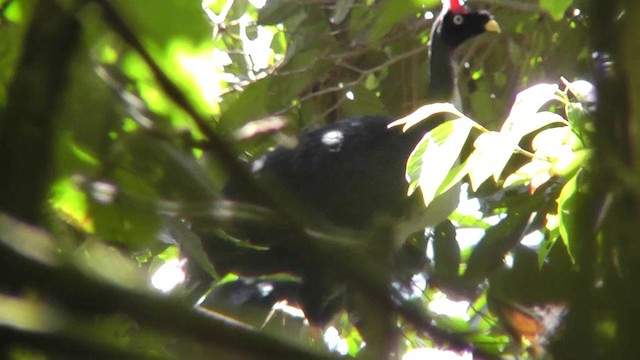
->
467;131;515;190
340;84;388;118
538;228;560;268
468;334;510;355
73;239;148;290
388;102;467;132
219;78;272;131
466;83;566;189
557;172;581;264
406;118;474;206
555;148;592;178
0;295;62;334
432;314;472;333
0;213;58;266
436;156;473;196
540;0;573;21
258;0;306;25
90;200;163;250
0;0;36;107
365;0;424;43
501;83;560;135
330;0;356;24
566;101;595;147
461;180;560;284
505;111;567;139
112;0;211;45
502;159;550;188
462;210;531;283
113;134;218;201
166;218;218;278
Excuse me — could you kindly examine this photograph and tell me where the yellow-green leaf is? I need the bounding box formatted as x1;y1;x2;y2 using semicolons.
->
406;118;473;207
388;102;467;132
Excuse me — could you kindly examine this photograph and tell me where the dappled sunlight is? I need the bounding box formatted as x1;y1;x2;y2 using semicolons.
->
151;258;187;293
323;326;350;355
248;0;267;9
0;0;617;357
0;295;62;333
238;15;277;74
168;41;224;114
50;178;94;233
521;230;545;248
428;291;470;320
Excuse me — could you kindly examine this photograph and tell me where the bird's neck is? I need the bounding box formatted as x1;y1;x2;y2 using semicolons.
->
427;32;461;107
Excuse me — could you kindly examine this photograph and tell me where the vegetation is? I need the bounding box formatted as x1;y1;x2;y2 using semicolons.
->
1;0;639;359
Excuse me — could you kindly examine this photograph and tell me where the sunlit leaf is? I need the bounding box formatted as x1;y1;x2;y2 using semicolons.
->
437;156;473;197
467;131;515;190
503;160;551;189
112;0;211;44
431;314;472;333
68;142;101;167
450;211;493;230
0;213;59;266
502;83;560;134
73;240;148;290
406;118;474;206
388;102;468;132
468;333;510;354
503;111;567;139
467;83;569;190
531;126;574;153
531;126;587;181
540;0;573;21
165;41;224;115
166;218;218;278
538;215;560;268
0;295;62;332
557;173;580;264
563;79;596;104
565;102;595;147
554;148;592;178
50;178;94;232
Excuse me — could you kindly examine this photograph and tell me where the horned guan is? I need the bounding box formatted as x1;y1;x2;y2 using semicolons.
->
197;0;501;325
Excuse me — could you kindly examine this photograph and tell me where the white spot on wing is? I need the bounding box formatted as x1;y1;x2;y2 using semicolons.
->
321;130;345;152
252;156;266;173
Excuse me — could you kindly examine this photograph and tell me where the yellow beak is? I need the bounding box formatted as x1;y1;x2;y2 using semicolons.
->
485;19;501;34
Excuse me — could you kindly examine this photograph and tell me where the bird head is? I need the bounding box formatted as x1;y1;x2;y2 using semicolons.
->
435;0;501;49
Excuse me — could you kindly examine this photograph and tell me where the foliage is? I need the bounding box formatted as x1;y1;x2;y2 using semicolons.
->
4;0;640;359
397;78;593;262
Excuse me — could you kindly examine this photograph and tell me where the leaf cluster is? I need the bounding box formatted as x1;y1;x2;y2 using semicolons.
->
1;0;620;359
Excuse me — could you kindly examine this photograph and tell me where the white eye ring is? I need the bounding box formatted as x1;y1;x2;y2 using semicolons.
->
453;14;464;25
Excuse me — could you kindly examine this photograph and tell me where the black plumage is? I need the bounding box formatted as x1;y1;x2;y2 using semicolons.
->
226;115;431;231
199;0;500;325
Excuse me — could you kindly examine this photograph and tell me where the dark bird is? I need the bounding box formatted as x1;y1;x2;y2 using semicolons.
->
197;0;500;326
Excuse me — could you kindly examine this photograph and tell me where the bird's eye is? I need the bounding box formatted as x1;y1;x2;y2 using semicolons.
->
453;14;464;25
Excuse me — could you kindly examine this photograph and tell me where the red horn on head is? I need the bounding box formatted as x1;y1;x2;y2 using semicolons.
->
448;0;466;12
